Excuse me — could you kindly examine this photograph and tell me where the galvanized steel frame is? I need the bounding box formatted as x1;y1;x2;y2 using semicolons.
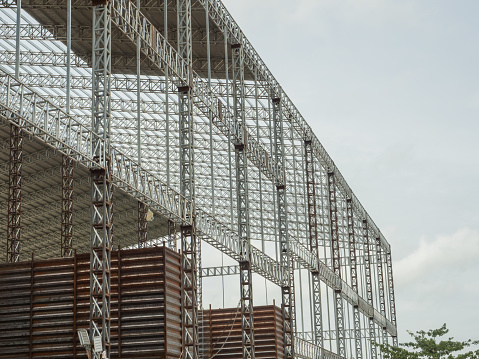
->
362;219;377;359
0;0;401;357
346;198;362;359
232;42;256;359
327;171;345;356
7;123;23;263
137;201;148;247
273;96;294;358
177;0;199;357
61;154;74;257
305;139;323;348
90;2;113;358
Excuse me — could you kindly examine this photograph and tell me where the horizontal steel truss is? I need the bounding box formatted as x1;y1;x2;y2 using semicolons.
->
294;337;344;359
0;70;287;288
297;328;378;341
0;23;225;46
8;65;269;98
198;254;396;336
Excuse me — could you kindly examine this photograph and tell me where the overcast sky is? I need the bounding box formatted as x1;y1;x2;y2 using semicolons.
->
221;0;479;343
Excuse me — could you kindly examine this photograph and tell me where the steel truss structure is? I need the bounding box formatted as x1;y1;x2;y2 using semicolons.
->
61;153;74;257
0;0;398;358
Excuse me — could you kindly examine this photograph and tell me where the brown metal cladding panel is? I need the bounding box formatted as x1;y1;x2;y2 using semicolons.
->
202;305;284;359
0;260;32;358
0;246;181;359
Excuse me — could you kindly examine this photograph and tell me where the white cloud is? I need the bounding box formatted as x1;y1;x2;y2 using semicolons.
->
395;227;479;288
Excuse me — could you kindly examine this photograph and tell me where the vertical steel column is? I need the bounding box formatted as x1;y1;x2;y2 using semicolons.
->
15;0;21;79
164;0;170;187
66;0;71;113
7;124;22;263
362;220;377;359
90;2;112;358
254;67;268;304
346;198;362;358
61;154;74;257
304;139;323;348
327;171;345;356
386;251;398;347
138;201;148;248
273;96;293;359
376;238;388;347
168;220;178;251
202;5;212;352
232;42;255;359
136;0;141;166
177;1;197;358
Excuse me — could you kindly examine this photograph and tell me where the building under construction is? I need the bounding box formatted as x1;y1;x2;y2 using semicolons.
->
0;0;398;358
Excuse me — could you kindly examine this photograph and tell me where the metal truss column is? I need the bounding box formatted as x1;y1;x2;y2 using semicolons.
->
304;139;323;348
327;171;345;357
376;237;388;349
362;220;377;359
177;0;198;357
346;198;362;359
15;0;21;78
232;42;255;359
7;124;23;263
386;251;398;347
273;96;293;359
90;2;112;358
61;154;74;257
168;220;178;251
138;201;148;248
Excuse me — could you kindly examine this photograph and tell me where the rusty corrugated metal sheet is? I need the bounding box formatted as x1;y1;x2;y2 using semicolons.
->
0;246;181;359
201;305;284;359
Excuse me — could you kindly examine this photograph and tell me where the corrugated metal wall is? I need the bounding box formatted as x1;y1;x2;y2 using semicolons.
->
0;246;181;359
202;305;284;359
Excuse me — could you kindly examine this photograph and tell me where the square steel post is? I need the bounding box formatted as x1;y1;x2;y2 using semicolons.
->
7;123;22;262
346;198;362;359
386;251;398;347
90;1;112;358
232;42;255;359
273;96;294;359
61;154;74;257
138;201;148;248
363;220;377;359
376;237;388;348
327;171;345;357
304;139;323;348
177;1;198;358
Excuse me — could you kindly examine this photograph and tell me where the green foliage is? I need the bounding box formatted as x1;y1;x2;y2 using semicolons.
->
379;324;479;359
